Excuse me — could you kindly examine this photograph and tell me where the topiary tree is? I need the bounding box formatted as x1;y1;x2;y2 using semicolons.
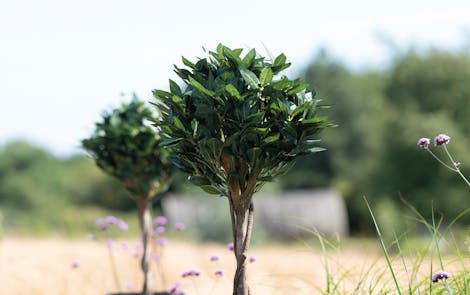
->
153;44;331;295
82;98;174;295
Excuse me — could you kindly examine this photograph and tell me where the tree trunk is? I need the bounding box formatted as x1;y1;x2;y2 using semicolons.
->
231;200;255;295
136;196;153;295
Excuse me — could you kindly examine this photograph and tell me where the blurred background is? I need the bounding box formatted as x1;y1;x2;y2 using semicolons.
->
1;0;469;241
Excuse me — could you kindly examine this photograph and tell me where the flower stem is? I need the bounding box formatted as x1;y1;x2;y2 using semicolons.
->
444;280;454;295
425;148;457;172
442;146;470;187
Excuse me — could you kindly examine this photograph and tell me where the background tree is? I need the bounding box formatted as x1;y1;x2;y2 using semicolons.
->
82;98;174;295
153;44;330;295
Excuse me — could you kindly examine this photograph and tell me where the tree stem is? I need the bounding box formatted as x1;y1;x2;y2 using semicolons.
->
137;197;153;295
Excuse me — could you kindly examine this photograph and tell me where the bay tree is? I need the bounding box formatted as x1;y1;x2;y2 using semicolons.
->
82;98;174;295
153;44;331;295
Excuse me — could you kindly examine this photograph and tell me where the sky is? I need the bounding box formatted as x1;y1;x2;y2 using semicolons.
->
1;0;469;157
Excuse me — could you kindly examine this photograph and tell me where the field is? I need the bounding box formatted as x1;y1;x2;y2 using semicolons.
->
1;237;464;295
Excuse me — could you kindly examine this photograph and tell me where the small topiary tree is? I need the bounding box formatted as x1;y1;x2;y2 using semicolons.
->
153;44;331;295
82;98;174;295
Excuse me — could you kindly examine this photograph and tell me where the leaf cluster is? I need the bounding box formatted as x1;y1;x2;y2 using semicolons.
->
153;44;331;197
82;98;174;197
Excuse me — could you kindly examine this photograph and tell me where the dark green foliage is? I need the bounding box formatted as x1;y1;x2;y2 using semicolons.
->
153;44;331;196
82;98;174;198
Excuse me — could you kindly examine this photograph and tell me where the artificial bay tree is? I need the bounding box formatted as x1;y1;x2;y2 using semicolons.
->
82;98;174;295
153;44;330;295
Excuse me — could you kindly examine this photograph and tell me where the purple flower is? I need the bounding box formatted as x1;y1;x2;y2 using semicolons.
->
248;255;257;263
153;254;161;263
156;237;169;246
417;137;430;149
153;216;168;226
454;162;461;169
125;282;134;290
115;219;128;231
227;242;234;251
105;215;119;224
71;261;79;269
214;269;224;277
174;222;185;231
434;134;451;146
106;239;114;248
95;218;107;231
432;270;451;283
169;281;182;294
181;268;201;278
156;226;166;234
121;242;129;251
210;254;220;262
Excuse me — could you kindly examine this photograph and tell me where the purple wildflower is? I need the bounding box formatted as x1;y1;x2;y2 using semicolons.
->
153;216;168;226
106;239;114;248
105;215;118;224
248;255;257;263
417;137;430;149
153;254;161;263
210;254;220;262
156;237;169;246
71;261;79;269
126;282;134;290
121;242;129;251
214;269;224;277
432;270;451;283
227;242;234;251
174;222;185;231
169;281;182;294
181;268;201;278
156;226;166;234
115;219;128;231
434;134;451;146
95;218;107;231
454;162;461;169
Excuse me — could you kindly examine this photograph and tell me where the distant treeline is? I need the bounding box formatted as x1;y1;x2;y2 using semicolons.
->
1;47;469;234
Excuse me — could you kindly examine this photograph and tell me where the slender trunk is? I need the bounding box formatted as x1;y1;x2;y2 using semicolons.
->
136;196;153;295
231;199;255;295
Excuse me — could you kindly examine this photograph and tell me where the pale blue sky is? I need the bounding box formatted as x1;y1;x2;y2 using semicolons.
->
1;0;469;156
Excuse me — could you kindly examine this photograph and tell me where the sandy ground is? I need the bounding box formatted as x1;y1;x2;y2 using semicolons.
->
0;238;463;294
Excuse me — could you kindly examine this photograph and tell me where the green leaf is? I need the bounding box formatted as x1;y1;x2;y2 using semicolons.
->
242;48;256;67
260;68;273;86
172;116;186;132
273;53;286;67
169;80;183;97
240;68;259;90
225;84;241;100
200;185;222;195
263;133;280;144
182;56;196;69
152;89;171;98
223;46;242;66
287;82;308;95
189;175;211;186
159;137;182;146
188;76;215;97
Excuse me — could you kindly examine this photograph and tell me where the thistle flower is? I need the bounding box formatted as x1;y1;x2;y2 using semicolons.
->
432;270;451;283
417;137;430;149
434;134;451;146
